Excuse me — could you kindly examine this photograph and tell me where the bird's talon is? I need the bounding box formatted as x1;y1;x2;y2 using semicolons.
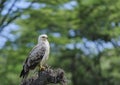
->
40;66;46;71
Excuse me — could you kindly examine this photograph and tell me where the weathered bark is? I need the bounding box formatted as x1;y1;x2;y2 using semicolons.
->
20;68;67;85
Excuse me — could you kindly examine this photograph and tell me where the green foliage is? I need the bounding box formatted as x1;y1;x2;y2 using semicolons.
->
1;0;120;85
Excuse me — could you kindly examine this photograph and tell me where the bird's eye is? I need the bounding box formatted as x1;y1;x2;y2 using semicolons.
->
42;36;45;38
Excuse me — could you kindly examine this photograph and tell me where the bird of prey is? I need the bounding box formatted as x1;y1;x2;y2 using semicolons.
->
20;34;50;80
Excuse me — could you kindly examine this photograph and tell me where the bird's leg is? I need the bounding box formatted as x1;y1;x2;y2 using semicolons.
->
39;64;46;71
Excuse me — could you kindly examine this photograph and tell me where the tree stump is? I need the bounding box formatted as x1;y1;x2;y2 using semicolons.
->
20;67;67;85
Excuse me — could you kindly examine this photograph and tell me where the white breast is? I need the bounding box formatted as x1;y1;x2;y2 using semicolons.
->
41;41;50;65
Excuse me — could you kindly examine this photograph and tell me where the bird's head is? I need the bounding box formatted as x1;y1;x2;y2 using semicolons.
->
38;34;48;43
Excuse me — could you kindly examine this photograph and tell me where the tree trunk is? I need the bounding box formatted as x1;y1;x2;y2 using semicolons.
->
20;68;67;85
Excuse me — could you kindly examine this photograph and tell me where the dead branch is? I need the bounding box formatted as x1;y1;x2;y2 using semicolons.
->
21;68;67;85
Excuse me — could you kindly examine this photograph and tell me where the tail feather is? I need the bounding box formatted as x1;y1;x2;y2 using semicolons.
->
20;69;29;78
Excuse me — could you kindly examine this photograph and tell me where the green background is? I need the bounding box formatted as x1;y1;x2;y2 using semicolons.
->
0;0;120;85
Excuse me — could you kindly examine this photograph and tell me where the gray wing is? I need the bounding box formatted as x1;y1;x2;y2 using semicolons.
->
20;44;46;78
27;44;46;69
